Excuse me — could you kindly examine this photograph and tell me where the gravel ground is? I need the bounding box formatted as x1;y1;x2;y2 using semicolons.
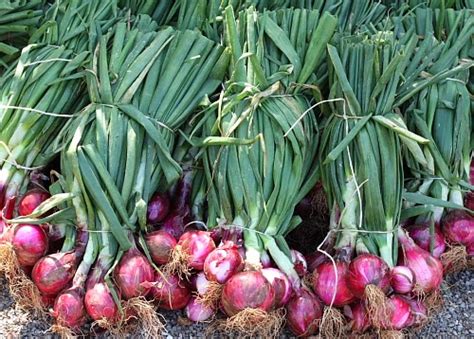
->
0;270;472;338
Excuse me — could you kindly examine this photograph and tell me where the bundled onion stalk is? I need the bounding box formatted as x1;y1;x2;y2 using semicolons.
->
42;16;229;333
400;9;473;271
190;6;336;336
0;0;43;69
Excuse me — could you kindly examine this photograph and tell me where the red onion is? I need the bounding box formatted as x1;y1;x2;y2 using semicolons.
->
85;282;119;323
442;210;474;248
313;261;356;307
347;254;390;298
194;271;211;296
177;230;216;271
147;193;170;225
398;230;443;294
260;251;272;268
306;251;328;273
145;230;177;265
291;249;307;277
204;242;243;284
52;287;86;329
382;295;413;330
407;223;446;258
221;271;275;316
114;248;154;299
261;268;292;308
344;302;370;333
286;287;323;336
390;266;415;294
18;189;50;216
150;273;191;310
185;296;215;322
161;213;187;239
402;296;428;327
32;251;78;296
12;224;48;266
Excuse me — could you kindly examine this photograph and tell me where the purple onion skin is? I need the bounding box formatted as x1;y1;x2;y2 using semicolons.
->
185;297;215;322
12;224;48;267
291;250;308;277
407;223;446;258
442;210;474;248
147;193;170;225
221;271;275;316
178;230;216;271
286;287;323;336
145;230;177;265
85;282;119;323
150;273;191;310
383;295;413;330
398;230;443;294
18;189;50;216
261;268;292;308
344;302;370;333
204;242;243;284
313;261;356;307
161;213;187;240
347;253;390;298
52;286;86;329
390;266;415;294
114;248;154;300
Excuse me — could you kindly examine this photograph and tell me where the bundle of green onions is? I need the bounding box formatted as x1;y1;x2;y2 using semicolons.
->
184;6;336;335
0;0;43;69
0;45;88;210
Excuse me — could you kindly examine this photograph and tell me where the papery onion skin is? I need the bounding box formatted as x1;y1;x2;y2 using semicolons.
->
344;301;370;333
204;242;243;284
401;296;428;327
145;230;177;265
114;248;154;300
150;273;191;310
383;295;413;330
442;210;474;248
178;230;216;271
85;282;119;323
221;271;275;316
286;287;323;337
12;224;48;267
52;287;86;329
390;266;415;294
194;271;210;296
18;189;50;216
407;223;446;258
313;261;356;307
185;296;215;322
261;268;292;308
347;254;390;298
398;230;443;294
291;250;308;277
147;193;170;225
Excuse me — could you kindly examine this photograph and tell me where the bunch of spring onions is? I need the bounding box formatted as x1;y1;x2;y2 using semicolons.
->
182;6;337;336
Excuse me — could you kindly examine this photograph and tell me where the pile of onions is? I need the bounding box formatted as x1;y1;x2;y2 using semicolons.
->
113;248;154;299
398;230;443;294
406;223;446;258
221;271;275;316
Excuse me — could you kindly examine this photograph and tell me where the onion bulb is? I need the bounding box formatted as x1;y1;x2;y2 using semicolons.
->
347;254;390;298
114;248;154;299
150;273;191;310
12;224;48;267
145;230;176;265
261;268;292;308
204;241;243;284
313;261;356;307
286;287;322;336
407;223;446;258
